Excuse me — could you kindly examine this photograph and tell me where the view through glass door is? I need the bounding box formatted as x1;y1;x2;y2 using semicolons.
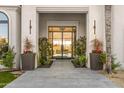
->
48;26;76;59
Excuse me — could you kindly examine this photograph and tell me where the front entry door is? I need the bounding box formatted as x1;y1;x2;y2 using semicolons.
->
48;26;76;59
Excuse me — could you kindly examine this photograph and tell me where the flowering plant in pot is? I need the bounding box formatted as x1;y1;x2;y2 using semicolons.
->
91;38;103;54
90;38;103;70
21;38;35;70
23;38;33;53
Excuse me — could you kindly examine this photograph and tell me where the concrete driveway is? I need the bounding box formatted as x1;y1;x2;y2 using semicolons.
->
5;60;118;88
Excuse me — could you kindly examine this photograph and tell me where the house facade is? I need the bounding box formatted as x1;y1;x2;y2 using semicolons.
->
0;5;124;69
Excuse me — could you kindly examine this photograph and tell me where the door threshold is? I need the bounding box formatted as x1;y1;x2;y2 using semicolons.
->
52;58;73;60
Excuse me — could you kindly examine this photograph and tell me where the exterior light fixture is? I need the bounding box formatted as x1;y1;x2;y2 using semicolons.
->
93;20;96;39
29;20;32;34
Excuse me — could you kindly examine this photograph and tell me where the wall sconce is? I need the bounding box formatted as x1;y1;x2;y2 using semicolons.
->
29;20;32;34
93;20;96;39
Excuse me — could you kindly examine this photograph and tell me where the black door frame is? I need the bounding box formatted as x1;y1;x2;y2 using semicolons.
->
48;26;76;59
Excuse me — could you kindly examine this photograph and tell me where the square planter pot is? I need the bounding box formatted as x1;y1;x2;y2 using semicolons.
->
90;53;103;70
21;52;35;70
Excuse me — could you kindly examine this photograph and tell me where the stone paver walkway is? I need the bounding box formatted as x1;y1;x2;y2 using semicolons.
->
5;60;118;88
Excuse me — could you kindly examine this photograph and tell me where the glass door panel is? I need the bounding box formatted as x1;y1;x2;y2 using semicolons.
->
48;32;52;39
72;32;76;57
53;32;62;58
63;32;72;58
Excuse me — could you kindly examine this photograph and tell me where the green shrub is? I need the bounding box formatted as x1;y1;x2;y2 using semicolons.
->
75;36;86;56
73;55;87;67
39;37;52;65
73;36;87;67
2;47;15;69
111;55;121;70
99;52;107;64
111;62;121;71
0;60;3;65
79;55;87;66
73;57;80;65
0;44;8;59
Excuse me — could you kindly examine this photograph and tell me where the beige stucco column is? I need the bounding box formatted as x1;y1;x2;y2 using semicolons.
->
21;5;38;68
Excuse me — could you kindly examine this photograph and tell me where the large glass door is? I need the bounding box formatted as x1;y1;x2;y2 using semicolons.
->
48;26;76;59
63;32;72;58
53;32;62;58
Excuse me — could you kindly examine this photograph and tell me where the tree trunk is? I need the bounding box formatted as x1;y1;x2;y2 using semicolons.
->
106;56;112;74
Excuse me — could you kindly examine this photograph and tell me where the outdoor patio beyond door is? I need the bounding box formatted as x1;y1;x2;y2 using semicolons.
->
48;26;76;59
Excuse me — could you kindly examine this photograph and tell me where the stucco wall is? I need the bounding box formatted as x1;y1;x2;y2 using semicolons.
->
39;13;86;38
86;5;105;67
112;5;124;68
0;6;21;68
88;5;105;52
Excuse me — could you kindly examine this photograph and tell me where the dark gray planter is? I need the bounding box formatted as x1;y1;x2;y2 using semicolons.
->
21;52;35;70
90;53;103;70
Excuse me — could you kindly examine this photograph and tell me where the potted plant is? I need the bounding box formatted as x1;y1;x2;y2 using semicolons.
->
21;38;35;70
72;36;87;68
99;52;107;71
79;55;87;67
38;37;53;68
75;36;86;56
90;38;103;70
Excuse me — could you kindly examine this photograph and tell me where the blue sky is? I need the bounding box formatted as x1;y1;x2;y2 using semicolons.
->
0;24;8;38
0;12;8;20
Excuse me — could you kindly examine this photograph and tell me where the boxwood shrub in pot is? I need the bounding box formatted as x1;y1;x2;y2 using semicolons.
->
21;38;35;70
